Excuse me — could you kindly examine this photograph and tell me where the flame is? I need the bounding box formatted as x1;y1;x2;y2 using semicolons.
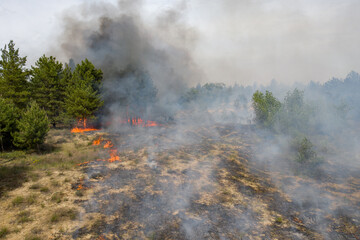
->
108;148;120;162
128;117;161;127
76;178;89;190
104;141;113;149
71;118;99;133
92;136;102;145
77;137;120;166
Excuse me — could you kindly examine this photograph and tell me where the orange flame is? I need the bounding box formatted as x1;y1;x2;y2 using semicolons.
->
77;138;121;166
71;118;99;133
76;178;89;190
128;117;160;127
93;136;102;145
104;141;113;149
108;148;120;162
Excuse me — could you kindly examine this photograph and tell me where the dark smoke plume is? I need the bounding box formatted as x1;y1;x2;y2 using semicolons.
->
58;0;200;121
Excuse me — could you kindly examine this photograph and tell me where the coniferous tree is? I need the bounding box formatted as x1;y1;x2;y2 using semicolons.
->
65;78;103;122
0;98;19;151
65;59;103;122
13;101;49;151
30;55;64;127
0;40;30;109
72;58;102;92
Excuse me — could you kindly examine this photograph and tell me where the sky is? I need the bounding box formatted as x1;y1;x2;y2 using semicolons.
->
1;0;360;86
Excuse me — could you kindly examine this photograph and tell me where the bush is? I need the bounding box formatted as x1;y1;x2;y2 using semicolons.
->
13;101;49;151
293;137;319;164
0;98;19;151
252;90;281;128
275;89;313;135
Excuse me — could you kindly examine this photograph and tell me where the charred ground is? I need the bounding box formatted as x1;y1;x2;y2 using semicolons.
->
69;123;360;240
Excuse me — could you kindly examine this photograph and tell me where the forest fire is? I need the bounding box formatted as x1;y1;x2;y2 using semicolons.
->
113;117;162;127
71;118;99;133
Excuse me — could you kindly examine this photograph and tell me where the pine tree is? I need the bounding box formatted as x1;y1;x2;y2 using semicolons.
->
65;78;103;122
30;55;65;127
65;59;103;123
0;40;30;109
0;98;19;151
13;101;50;151
72;58;102;92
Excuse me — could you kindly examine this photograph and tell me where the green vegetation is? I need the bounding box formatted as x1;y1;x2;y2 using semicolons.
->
0;40;30;109
40;186;50;193
0;227;9;238
293;137;321;164
275;216;283;224
252;90;281;129
65;59;103;122
275;89;313;135
30;55;68;127
0;98;19;151
11;196;24;206
0;40;103;151
252;89;321;168
13;101;50;151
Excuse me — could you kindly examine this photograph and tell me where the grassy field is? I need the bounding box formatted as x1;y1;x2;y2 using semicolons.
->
0;129;102;240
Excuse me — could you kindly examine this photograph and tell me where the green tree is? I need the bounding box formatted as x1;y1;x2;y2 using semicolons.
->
0;98;19;151
65;78;103;123
276;89;312;134
65;59;103;124
72;58;102;92
13;101;50;151
0;40;30;109
252;90;281;128
30;55;65;127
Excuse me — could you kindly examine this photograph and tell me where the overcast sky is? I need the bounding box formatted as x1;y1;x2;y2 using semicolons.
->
1;0;360;85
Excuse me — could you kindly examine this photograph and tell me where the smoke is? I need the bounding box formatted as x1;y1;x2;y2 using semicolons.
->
57;0;201;121
53;0;360;239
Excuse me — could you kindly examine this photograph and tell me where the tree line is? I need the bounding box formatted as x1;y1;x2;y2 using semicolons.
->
0;40;103;151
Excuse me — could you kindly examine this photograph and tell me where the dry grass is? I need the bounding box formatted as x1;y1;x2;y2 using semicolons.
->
50;207;78;223
0;129;100;239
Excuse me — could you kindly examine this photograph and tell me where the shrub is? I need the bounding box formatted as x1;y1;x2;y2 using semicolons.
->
0;98;19;151
275;89;313;135
12;101;50;151
275;216;283;224
293;137;319;164
252;90;281;128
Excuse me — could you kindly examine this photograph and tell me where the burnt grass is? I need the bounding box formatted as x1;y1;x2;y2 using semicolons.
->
73;124;360;240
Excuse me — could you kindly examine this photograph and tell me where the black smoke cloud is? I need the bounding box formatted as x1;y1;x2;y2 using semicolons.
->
58;0;201;121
